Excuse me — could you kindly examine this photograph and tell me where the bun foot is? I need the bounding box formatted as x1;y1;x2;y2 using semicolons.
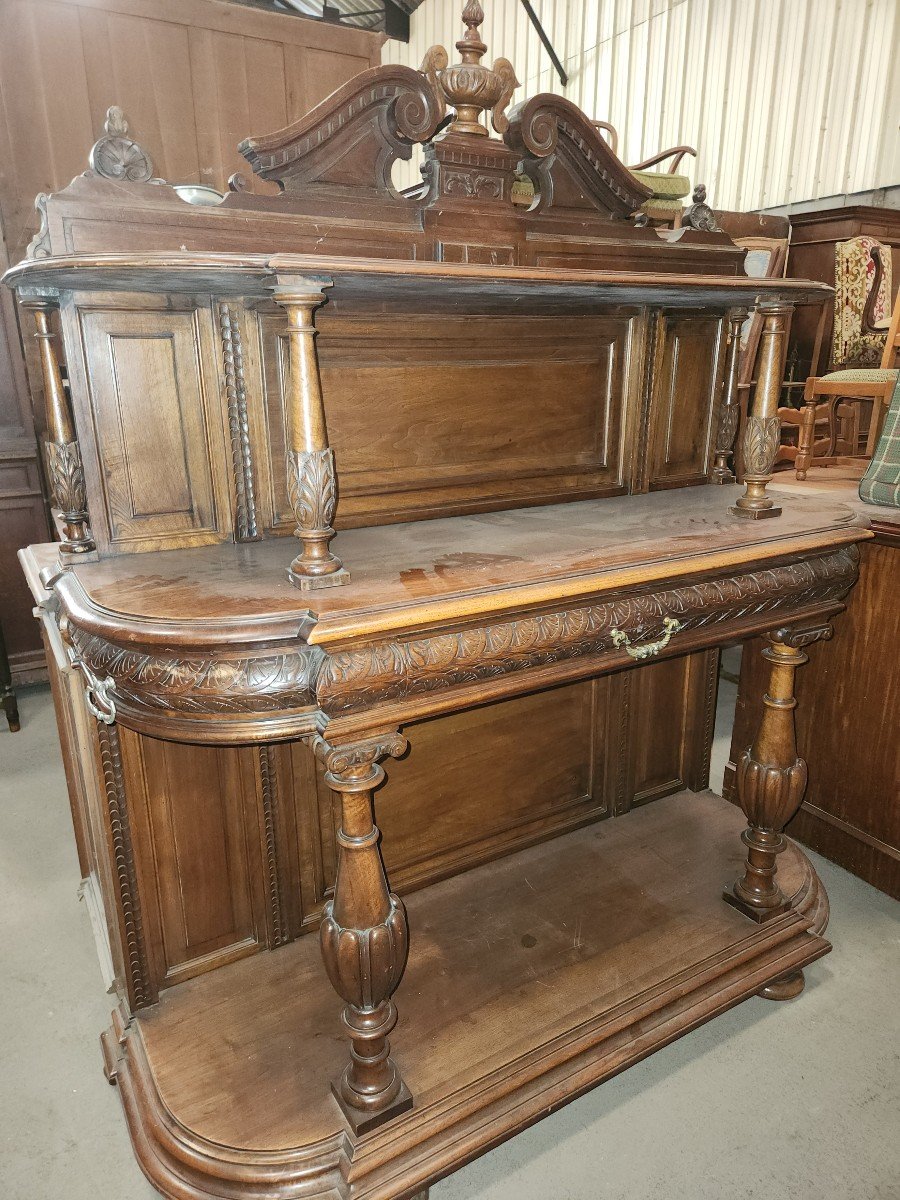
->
758;969;805;1001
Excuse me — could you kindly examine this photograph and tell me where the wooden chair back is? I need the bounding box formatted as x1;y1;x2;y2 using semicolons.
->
879;279;900;370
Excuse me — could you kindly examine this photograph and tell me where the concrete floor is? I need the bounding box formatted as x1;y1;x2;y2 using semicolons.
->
1;681;898;1200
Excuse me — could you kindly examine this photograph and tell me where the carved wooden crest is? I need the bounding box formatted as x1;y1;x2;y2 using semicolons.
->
238;65;443;198
504;94;652;219
88;106;154;183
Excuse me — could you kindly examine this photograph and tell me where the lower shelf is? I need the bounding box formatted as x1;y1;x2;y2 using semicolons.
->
106;790;830;1200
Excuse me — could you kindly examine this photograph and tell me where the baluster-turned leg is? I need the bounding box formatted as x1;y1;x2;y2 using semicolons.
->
711;308;747;484
311;733;412;1135
731;303;792;519
19;291;95;556
272;277;349;590
725;625;832;934
794;376;819;481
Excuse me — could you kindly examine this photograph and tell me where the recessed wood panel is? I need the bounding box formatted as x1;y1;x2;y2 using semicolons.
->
257;313;639;528
616;653;712;812
122;734;269;987
646;313;723;490
75;306;228;551
297;681;615;924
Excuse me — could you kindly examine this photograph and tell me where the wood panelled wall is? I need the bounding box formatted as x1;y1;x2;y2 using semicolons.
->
0;0;382;680
385;0;900;212
0;0;384;262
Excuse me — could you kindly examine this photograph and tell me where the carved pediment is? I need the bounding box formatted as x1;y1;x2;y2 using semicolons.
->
238;65;443;198
504;94;652;220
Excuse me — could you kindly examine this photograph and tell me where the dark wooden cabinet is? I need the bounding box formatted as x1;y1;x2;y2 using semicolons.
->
7;9;866;1198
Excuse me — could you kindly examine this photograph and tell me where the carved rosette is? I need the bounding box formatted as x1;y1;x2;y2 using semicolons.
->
683;184;723;233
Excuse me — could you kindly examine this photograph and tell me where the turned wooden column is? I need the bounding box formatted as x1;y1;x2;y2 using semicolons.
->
711;309;747;484
272;279;349;590
19;293;95;556
725;625;832;934
312;733;412;1135
731;303;791;519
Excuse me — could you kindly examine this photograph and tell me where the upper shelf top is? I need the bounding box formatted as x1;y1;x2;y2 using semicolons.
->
5;251;832;310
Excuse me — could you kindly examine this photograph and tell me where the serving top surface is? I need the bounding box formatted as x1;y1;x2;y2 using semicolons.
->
50;487;867;647
4;250;832;310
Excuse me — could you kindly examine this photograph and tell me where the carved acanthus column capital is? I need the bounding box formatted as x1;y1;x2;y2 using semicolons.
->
18;289;95;558
732;302;793;520
271;278;349;591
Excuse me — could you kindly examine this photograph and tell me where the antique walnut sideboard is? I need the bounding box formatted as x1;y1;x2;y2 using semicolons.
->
6;8;871;1199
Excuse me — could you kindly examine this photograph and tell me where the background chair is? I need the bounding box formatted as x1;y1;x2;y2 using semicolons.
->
795;249;900;480
592;121;697;226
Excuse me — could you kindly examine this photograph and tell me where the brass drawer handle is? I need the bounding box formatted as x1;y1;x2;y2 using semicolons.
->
611;616;682;661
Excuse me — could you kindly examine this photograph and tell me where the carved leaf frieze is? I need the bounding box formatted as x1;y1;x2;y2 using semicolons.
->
68;627;320;715
318;549;859;713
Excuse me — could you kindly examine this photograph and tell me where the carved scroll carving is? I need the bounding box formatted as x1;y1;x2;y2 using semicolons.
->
218;303;258;541
239;66;443;198
318;548;859;713
504;94;652;219
97;722;154;1008
88;107;154;183
26;193;51;259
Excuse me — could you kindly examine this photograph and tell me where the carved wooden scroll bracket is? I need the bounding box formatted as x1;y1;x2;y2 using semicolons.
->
17;289;96;559
271;276;349;590
239;66;443;199
504;93;653;220
308;731;412;1135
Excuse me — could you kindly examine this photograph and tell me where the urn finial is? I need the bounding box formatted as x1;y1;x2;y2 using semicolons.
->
420;2;519;138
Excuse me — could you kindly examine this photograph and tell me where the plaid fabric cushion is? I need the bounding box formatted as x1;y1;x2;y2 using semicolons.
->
859;373;900;507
